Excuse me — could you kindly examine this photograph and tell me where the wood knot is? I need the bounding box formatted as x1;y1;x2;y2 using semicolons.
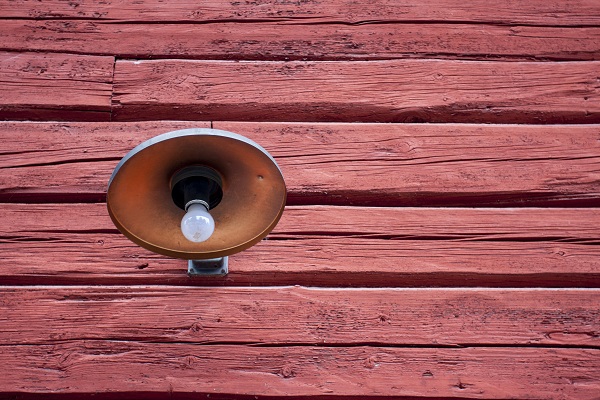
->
365;356;379;369
57;351;76;371
455;381;472;390
190;322;203;332
184;355;195;369
280;366;295;378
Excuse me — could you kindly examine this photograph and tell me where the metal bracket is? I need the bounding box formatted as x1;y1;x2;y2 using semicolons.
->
188;257;228;277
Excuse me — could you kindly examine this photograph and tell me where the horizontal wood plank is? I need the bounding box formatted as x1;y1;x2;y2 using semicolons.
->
112;60;600;123
1;0;599;26
0;52;113;121
1;122;599;206
0;121;209;202
2;20;599;61
216;122;600;206
1;286;598;346
0;342;598;398
2;204;599;287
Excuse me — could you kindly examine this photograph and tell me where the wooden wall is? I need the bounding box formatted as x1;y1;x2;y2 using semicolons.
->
0;0;599;398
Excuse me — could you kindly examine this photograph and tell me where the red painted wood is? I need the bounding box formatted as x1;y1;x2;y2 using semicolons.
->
1;1;599;397
216;122;600;206
1;342;598;398
1;0;598;26
112;60;600;123
1;204;599;287
3;20;599;61
0;52;113;121
0;121;210;202
4;231;600;287
2;286;598;346
2;122;599;206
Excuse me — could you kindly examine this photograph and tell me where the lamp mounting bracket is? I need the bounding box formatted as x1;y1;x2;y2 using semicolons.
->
188;257;228;277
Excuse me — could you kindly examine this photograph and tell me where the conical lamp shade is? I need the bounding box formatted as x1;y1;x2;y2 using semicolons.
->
107;128;286;259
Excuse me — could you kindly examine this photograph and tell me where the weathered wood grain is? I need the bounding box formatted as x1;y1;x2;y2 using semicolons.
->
4;231;600;287
216;122;600;206
1;0;598;26
112;60;600;123
1;342;598;398
2;20;599;61
0;121;209;202
0;52;113;121
2;122;599;206
2;204;599;287
1;286;598;346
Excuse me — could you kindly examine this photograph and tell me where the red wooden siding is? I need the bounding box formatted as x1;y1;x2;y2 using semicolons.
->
2;0;599;25
111;60;600;123
2;122;599;206
3;20;600;61
0;0;599;398
0;52;113;120
3;344;597;399
2;203;600;287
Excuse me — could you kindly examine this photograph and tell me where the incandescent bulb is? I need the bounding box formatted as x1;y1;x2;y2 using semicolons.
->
181;203;214;243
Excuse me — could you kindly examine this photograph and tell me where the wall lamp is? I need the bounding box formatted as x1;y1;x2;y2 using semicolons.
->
107;128;286;276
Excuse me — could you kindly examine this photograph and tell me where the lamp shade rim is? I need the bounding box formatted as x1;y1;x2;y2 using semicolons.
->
108;128;282;189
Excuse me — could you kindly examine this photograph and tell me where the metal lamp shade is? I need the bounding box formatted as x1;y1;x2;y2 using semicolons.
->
107;128;286;260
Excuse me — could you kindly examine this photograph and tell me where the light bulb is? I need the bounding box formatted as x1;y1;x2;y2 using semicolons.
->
181;203;214;243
